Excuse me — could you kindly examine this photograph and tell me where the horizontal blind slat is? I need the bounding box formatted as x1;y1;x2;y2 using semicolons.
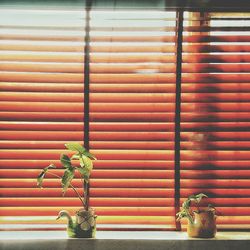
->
0;8;177;229
180;12;250;229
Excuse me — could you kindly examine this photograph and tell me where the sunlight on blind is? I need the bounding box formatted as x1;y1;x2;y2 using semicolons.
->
0;7;178;230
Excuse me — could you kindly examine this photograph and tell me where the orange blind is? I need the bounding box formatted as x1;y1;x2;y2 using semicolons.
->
1;7;250;231
88;10;177;229
0;8;178;230
0;8;87;229
181;12;250;230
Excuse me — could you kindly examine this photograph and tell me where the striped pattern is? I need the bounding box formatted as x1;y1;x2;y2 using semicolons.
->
0;9;177;229
0;8;250;231
181;12;250;229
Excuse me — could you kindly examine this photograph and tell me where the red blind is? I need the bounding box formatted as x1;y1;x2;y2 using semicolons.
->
0;8;177;230
181;12;250;230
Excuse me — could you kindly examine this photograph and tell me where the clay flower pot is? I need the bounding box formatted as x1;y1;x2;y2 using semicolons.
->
187;210;216;238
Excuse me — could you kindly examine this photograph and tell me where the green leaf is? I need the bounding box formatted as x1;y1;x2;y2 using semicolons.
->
182;200;191;209
82;155;93;172
76;167;90;180
61;168;75;194
176;210;188;221
37;171;46;188
60;154;72;169
79;155;93;170
82;151;97;160
37;164;56;188
195;193;208;203
65;143;86;154
71;154;79;160
188;193;207;203
78;156;92;182
79;156;85;168
188;195;196;200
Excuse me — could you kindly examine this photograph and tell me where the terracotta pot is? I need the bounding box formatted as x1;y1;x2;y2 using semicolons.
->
73;208;97;238
187;210;216;238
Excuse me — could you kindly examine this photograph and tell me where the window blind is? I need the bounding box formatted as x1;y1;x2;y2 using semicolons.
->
0;8;87;229
88;10;177;229
0;7;178;230
181;12;250;230
1;5;250;231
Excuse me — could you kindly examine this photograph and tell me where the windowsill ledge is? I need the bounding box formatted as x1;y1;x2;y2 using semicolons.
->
0;231;250;240
0;231;250;250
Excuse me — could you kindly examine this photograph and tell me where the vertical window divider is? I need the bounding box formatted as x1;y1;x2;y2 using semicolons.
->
83;0;92;210
174;10;184;231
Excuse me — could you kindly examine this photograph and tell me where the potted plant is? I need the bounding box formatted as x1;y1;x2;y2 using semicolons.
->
37;143;97;238
176;193;217;238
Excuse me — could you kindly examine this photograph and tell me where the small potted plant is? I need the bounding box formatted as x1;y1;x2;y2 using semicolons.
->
176;193;217;238
37;143;97;238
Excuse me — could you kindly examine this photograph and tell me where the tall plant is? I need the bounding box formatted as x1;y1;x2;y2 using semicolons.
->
37;143;96;211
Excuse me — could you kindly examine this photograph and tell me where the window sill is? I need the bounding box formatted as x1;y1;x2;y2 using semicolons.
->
0;231;249;250
0;230;250;240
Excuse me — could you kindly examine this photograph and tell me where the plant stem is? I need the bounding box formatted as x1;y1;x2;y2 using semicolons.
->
84;180;89;211
47;172;85;207
187;213;194;224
